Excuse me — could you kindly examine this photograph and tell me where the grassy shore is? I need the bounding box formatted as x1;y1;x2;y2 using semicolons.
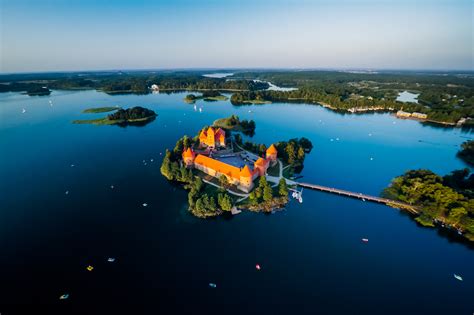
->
82;107;120;113
73;116;155;125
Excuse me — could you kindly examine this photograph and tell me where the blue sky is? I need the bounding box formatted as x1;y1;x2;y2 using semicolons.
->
1;0;472;72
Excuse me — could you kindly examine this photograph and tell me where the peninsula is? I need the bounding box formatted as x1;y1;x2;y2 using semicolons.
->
160;117;312;218
383;169;474;242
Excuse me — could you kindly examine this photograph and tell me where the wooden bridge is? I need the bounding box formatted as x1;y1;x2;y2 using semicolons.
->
295;182;418;214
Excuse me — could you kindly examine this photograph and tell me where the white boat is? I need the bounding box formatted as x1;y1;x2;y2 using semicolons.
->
193;105;197;111
362;238;369;243
59;294;69;300
298;196;303;203
199;107;202;113
107;258;115;262
22;108;26;113
142;203;148;207
453;274;463;281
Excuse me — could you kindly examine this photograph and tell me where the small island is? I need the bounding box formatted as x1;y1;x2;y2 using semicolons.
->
184;90;229;103
383;169;474;242
213;115;256;136
160;118;312;218
73;106;157;126
458;140;474;165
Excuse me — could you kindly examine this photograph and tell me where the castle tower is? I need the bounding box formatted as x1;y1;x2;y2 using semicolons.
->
254;157;269;177
206;127;216;148
239;165;254;192
266;144;278;162
182;148;195;167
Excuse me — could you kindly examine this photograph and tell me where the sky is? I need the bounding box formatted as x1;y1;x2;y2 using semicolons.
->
0;0;472;73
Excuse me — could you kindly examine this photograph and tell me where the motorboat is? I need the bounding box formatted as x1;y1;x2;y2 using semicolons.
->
453;274;463;281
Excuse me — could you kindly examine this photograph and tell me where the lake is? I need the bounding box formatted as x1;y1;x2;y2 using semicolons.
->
0;90;473;315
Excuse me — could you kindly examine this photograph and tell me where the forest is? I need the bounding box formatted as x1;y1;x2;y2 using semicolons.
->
229;70;474;124
383;169;474;241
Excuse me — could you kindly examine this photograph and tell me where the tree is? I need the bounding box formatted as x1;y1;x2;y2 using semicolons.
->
218;193;233;211
219;175;229;189
194;177;203;192
278;178;288;197
160;150;173;180
285;143;296;165
297;147;305;161
248;191;258;205
263;185;273;202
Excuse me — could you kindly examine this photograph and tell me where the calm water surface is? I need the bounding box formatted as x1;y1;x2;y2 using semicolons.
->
0;90;473;315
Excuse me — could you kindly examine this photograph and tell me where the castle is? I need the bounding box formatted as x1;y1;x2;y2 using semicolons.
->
182;128;278;193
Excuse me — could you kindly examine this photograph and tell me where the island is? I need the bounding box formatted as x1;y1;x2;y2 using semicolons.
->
383;169;474;242
26;86;51;96
73;106;157;126
184;91;229;103
458;140;474;165
160;118;312;218
213;115;256;136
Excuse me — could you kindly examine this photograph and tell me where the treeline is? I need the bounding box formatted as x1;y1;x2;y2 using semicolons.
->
229;70;474;124
246;177;289;211
230;88;470;123
0;71;269;95
107;107;156;121
458;140;474;165
383;169;474;241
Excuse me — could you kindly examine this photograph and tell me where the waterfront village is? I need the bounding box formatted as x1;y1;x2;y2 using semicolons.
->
160;116;312;218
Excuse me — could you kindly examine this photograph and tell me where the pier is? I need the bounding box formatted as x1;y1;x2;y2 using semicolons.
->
295;182;418;214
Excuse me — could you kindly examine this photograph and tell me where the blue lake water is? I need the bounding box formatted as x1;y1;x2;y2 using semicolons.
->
0;90;473;314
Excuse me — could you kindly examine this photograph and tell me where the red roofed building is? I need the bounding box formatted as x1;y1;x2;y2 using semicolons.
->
199;127;226;148
266;144;278;164
182;148;195;167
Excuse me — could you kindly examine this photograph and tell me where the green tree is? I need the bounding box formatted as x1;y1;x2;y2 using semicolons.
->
278;178;288;197
219;175;229;189
263;185;273;202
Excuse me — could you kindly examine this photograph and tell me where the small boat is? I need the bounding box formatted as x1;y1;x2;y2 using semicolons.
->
107;258;115;263
336;138;339;141
70;164;75;167
65;191;69;195
298;196;303;203
142;203;148;207
362;198;366;202
150;159;154;162
86;265;94;271
193;104;197;111
255;264;261;270
457;230;463;235
453;274;463;281
370;157;374;161
199;107;203;113
209;283;217;288
59;294;69;300
22;108;26;113
362;238;369;243
110;185;114;189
